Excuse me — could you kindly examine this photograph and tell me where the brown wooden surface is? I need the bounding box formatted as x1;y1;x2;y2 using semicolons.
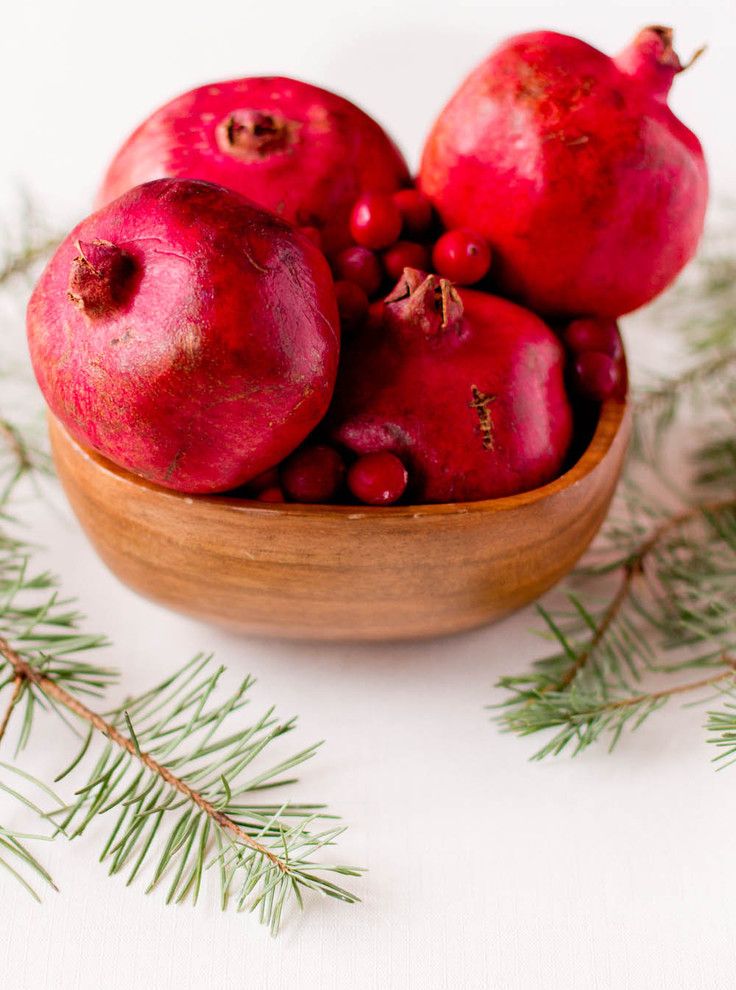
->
49;397;631;641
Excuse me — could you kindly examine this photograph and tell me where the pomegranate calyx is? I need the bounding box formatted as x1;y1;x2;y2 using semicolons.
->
67;240;135;317
384;268;464;338
216;109;299;160
614;25;700;96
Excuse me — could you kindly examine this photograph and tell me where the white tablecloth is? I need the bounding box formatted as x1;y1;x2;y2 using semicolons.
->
2;2;735;987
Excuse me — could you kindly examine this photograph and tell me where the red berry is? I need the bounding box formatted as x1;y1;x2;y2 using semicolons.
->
245;466;280;495
382;241;431;282
280;444;345;503
349;193;402;250
392;189;433;236
333;246;383;297
347;452;408;505
432;229;491;285
298;225;323;250
257;485;286;503
334;280;369;331
573;351;619;401
564;318;622;360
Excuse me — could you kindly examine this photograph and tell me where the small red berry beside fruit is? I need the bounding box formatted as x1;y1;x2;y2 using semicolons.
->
257;485;286;503
245;467;280;495
349;193;402;250
280;444;345;503
432;229;491;285
333;246;383;297
383;241;431;282
298;225;323;250
572;352;619;401
347;452;408;505
392;189;433;236
564;318;622;359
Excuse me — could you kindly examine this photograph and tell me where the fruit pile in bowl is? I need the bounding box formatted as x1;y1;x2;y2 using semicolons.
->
29;27;706;640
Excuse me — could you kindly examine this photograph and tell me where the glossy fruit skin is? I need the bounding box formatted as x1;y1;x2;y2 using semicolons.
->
419;27;708;316
27;179;340;494
333;246;383;296
347;452;408;505
349;192;402;249
572;351;619;400
280;444;345;502
432;229;491;285
383;241;431;282
97;77;409;256
330;269;572;502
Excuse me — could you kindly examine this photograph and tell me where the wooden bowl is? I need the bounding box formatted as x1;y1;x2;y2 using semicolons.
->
49;397;630;641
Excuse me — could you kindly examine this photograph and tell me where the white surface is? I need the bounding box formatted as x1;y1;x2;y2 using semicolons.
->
2;2;735;988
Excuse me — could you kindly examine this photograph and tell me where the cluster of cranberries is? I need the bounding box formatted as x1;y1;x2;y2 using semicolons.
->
245;446;409;507
250;183;623;508
303;188;494;335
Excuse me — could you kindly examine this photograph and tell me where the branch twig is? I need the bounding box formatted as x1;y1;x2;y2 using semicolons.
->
0;676;23;745
0;636;287;871
550;498;736;692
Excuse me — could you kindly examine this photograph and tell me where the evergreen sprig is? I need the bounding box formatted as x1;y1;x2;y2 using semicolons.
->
495;236;736;760
0;234;361;931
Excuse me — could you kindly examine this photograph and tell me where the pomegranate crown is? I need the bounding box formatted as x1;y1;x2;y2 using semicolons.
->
615;25;706;98
384;268;464;338
67;240;135;317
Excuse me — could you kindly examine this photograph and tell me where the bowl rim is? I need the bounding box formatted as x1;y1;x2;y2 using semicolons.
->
50;392;629;520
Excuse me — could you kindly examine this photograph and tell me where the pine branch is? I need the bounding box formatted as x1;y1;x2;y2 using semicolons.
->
0;433;361;928
34;650;361;933
0;235;361;928
496;232;736;759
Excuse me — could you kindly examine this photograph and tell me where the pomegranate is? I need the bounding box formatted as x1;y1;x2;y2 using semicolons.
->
419;26;708;317
330;269;573;502
97;77;409;256
27;178;340;494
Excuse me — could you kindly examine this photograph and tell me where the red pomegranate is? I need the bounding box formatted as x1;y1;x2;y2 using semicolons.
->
329;269;573;502
97;77;410;256
419;27;708;317
27;179;340;493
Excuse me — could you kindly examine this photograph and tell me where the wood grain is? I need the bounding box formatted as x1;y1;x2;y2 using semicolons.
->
49;396;631;641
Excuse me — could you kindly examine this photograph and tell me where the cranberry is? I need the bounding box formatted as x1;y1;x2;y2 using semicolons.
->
392;189;433;236
298;225;323;250
432;229;491;285
383;241;431;282
564;318;622;360
349;193;402;250
334;280;369;331
280;444;345;502
245;466;280;495
257;485;286;503
572;351;620;401
333;246;383;297
347;451;408;505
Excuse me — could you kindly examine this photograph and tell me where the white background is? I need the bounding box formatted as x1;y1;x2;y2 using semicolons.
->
1;1;735;988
